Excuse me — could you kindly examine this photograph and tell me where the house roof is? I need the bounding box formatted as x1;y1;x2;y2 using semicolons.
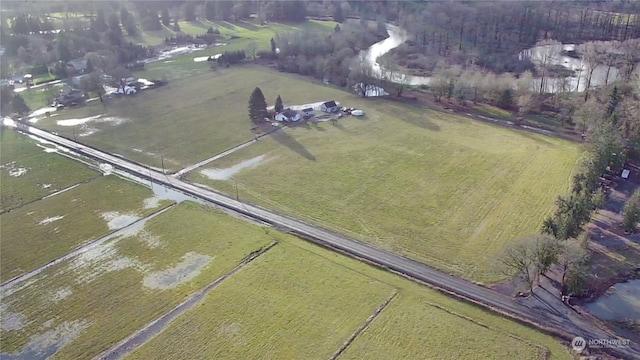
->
322;101;337;108
301;107;314;112
282;109;298;118
67;58;88;71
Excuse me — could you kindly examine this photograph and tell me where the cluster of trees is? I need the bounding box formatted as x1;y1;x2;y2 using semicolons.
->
217;50;246;66
164;32;219;46
270;20;387;87
0;87;30;116
391;1;640;75
500;86;636;297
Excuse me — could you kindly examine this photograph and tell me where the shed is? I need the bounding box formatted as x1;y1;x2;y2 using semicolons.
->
621;169;630;179
301;107;315;118
320;100;339;113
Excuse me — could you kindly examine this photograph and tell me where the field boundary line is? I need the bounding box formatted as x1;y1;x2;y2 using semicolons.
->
0;176;100;215
0;203;176;290
330;292;398;360
426;303;552;359
95;241;279;360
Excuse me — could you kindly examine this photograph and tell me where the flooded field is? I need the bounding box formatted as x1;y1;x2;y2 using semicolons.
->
0;202;273;359
200;155;270;181
0;175;171;283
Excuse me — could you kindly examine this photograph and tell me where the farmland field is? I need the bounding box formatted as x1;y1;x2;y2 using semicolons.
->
186;93;581;283
127;236;571;360
0;175;171;283
35;67;351;171
0;129;97;212
341;293;547;359
0;202;273;359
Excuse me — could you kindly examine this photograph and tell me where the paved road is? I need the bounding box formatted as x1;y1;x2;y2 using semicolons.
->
11;121;640;358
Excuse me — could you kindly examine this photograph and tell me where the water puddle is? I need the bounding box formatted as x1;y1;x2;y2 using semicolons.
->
69;239;142;285
38;215;65;226
56;115;103;127
143;196;161;210
585;279;640;322
56;116;127;137
200;155;269;181
8;167;28;177
143;253;212;290
194;54;221;62
48;287;73;304
0;304;25;331
100;212;141;230
0;320;90;360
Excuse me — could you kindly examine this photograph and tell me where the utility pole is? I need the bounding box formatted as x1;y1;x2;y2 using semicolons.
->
161;155;165;174
235;179;239;201
73;127;76;141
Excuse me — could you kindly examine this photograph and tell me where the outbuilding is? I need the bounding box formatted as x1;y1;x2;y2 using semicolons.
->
320;100;339;113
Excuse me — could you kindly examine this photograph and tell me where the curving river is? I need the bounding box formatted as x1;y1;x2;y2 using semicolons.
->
360;25;621;92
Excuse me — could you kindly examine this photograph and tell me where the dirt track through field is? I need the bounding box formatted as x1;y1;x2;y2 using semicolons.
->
173;126;282;178
330;292;398;360
95;241;279;360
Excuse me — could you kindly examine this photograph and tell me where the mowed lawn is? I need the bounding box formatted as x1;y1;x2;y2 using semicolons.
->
0;202;273;359
0;129;97;212
37;67;350;171
0;175;170;283
127;235;570;360
187;98;581;283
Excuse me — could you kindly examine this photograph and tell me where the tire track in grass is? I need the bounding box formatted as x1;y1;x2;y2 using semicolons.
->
95;241;279;360
330;292;398;360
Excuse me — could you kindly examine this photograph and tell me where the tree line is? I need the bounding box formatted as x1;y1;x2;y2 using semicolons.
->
499;86;639;297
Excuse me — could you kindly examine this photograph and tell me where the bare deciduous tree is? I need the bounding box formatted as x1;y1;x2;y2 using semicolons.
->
577;41;599;101
534;39;562;93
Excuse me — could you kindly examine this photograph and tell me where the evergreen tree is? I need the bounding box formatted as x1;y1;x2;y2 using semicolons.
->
184;2;197;21
498;88;514;109
335;24;341;32
120;7;130;23
605;86;620;119
623;189;640;233
56;33;73;62
86;58;94;73
248;87;268;122
275;95;283;113
124;13;138;36
173;19;181;32
94;9;109;32
108;12;121;33
333;4;345;23
12;94;30;115
205;1;217;21
270;37;276;54
161;8;171;27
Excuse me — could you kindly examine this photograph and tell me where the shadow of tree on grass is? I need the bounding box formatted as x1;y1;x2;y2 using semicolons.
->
270;129;316;161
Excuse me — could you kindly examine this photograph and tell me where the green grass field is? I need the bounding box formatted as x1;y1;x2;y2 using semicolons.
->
127;234;571;360
185;88;581;283
37;67;348;171
0;175;170;283
0;202;273;359
341;293;547;359
127;241;394;360
0;129;97;212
